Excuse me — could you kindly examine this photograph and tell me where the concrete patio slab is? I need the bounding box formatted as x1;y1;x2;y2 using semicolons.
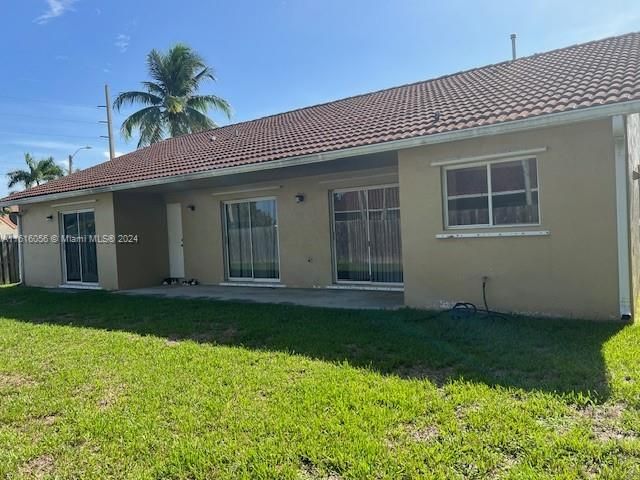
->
118;285;404;310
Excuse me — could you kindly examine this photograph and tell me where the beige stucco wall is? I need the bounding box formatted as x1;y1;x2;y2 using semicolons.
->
163;167;399;287
399;119;619;319
627;113;640;321
113;192;169;289
19;192;118;289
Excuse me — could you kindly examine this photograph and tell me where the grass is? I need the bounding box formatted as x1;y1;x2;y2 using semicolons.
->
0;286;639;479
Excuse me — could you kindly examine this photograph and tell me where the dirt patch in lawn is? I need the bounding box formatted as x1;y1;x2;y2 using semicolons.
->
410;424;440;442
98;384;125;410
575;403;638;442
19;454;55;479
0;372;36;389
299;456;342;480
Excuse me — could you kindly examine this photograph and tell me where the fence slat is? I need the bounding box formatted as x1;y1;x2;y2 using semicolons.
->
0;238;19;285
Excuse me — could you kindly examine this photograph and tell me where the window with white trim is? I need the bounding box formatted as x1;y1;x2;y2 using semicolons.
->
444;157;540;227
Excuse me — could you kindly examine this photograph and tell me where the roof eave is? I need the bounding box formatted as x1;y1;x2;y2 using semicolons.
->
3;99;640;208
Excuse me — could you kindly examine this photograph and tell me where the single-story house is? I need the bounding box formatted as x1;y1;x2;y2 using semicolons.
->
2;32;640;320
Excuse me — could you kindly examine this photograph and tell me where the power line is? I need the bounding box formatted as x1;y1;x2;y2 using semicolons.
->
1;112;100;126
0;94;98;109
0;130;105;141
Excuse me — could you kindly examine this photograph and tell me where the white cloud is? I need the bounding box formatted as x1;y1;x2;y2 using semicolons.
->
34;0;78;25
114;34;130;53
103;150;125;159
7;140;87;151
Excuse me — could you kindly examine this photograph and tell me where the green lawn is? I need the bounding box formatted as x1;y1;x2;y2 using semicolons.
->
0;287;639;479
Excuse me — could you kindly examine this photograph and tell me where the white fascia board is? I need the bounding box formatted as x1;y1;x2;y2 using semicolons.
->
4;100;640;208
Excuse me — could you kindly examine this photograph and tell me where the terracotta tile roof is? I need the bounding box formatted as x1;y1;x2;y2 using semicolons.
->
4;31;640;203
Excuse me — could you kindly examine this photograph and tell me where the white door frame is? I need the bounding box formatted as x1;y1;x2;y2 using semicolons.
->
166;203;185;278
330;184;403;286
60;209;99;286
222;196;281;282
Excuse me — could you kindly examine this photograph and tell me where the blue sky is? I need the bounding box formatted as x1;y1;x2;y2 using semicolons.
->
1;0;639;197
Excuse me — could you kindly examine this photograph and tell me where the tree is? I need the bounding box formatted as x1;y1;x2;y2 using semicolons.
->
114;44;231;148
6;153;65;190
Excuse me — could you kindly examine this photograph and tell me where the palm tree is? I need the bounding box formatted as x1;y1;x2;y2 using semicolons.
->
114;44;231;148
6;153;65;190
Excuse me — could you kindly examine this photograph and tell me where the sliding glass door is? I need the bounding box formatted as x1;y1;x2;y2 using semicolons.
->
61;211;98;284
224;198;280;281
332;186;403;284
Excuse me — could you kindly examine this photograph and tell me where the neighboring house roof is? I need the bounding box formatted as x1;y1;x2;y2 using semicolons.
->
0;215;16;230
3;31;640;204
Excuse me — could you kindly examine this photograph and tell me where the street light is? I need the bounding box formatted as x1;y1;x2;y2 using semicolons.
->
68;146;92;175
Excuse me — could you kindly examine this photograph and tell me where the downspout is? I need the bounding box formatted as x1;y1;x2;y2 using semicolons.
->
613;115;632;320
16;212;24;285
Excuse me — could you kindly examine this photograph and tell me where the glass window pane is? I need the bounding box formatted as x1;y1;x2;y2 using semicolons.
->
78;212;98;283
333;191;364;212
62;213;81;282
369;208;403;283
447;166;488;196
385;187;400;209
367;187;400;210
448;197;489;226
63;212;79;236
367;188;384;210
492;192;539;225
333;191;369;281
251;200;279;279
226;203;252;278
490;158;538;193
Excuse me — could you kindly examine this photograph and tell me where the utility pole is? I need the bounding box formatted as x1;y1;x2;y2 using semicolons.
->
68;146;92;175
98;84;116;160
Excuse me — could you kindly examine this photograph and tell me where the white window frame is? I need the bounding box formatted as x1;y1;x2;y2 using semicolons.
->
330;183;404;286
59;208;99;286
442;156;542;230
222;196;281;283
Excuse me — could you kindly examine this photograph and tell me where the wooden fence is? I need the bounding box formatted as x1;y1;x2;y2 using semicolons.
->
0;238;19;285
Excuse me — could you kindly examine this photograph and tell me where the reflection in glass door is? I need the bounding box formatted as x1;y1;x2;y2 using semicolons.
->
62;211;98;284
224;198;280;281
332;186;403;284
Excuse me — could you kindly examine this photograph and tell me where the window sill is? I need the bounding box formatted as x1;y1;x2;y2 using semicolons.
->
435;230;550;239
327;284;404;292
219;282;285;288
57;283;102;290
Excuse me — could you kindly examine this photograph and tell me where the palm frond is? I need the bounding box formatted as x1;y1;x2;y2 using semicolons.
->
137;109;166;147
7;170;33;189
24;153;37;172
113;91;162;111
190;67;216;93
187;95;232;118
38;157;64;181
141;81;166;97
184;108;216;132
146;49;168;86
120;106;163;140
